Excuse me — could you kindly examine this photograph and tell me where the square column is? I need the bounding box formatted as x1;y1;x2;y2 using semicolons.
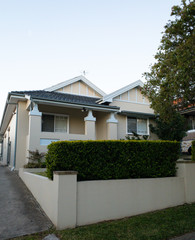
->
106;113;118;140
84;110;96;140
28;104;42;153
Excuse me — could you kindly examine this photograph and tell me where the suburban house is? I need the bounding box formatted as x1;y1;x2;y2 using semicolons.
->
0;75;157;170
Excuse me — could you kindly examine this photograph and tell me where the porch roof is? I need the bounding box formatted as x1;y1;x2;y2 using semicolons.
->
11;90;119;111
119;111;156;119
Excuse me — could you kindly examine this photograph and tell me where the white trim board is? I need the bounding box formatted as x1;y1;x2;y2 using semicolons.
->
113;99;150;106
44;75;106;97
100;80;144;103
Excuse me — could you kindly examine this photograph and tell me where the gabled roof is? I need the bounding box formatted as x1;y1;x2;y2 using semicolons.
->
99;80;144;103
10;90;119;110
44;75;106;97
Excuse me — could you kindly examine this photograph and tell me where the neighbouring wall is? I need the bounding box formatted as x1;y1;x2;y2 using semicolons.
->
16;102;29;169
2;110;16;167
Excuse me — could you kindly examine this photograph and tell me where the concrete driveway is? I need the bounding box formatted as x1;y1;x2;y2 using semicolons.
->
0;165;52;240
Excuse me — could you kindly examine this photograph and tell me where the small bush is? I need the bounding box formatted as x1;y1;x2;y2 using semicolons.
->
24;162;46;168
192;140;195;161
45;140;180;180
28;149;45;164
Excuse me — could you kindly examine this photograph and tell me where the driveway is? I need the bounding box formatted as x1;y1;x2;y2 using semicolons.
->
0;166;52;240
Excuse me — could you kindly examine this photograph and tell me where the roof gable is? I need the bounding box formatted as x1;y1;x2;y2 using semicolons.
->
44;75;106;97
100;80;144;103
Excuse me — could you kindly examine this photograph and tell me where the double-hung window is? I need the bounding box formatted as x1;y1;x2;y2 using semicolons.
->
127;117;148;135
42;114;68;133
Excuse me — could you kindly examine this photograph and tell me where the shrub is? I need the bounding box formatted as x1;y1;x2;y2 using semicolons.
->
192;140;195;161
45;140;180;180
28;149;45;164
24;162;46;168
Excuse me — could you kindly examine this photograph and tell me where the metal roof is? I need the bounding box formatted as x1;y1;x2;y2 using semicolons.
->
119;110;156;119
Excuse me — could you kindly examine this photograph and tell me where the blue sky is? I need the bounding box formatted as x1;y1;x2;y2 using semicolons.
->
0;0;181;120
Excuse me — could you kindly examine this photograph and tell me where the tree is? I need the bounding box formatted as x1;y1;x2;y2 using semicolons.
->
142;0;195;140
149;112;187;141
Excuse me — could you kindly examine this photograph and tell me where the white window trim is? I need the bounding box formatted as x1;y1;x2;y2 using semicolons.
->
126;116;149;136
113;99;150;105
41;112;69;134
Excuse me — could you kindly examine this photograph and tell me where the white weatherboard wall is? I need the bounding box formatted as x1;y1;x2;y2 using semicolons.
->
19;162;195;230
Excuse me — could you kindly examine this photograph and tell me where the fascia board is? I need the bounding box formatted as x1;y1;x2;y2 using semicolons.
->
102;80;144;103
0;94;26;134
0;93;10;134
44;75;106;97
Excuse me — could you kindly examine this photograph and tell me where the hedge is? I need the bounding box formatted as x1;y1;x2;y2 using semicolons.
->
192;140;195;161
45;140;180;180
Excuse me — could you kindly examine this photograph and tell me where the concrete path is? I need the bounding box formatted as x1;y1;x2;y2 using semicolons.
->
0;166;52;240
170;232;195;240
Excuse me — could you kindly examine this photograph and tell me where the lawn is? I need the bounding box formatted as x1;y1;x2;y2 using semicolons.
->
34;171;47;177
11;203;195;240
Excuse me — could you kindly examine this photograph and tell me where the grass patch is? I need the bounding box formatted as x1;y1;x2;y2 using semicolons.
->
34;172;47;177
11;203;195;240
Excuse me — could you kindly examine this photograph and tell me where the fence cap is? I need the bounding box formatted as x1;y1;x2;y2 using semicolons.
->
54;171;78;175
177;160;195;164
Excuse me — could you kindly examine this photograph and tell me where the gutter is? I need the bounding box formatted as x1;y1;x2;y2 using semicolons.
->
0;93;26;134
118;111;156;119
0;93;10;132
32;98;120;112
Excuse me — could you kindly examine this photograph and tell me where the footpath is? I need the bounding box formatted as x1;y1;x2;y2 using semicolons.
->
0;166;52;240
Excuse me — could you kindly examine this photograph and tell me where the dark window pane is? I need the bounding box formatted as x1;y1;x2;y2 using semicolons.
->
42;114;54;132
127;117;137;133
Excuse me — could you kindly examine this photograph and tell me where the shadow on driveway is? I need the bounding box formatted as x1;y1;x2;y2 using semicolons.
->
0;166;53;240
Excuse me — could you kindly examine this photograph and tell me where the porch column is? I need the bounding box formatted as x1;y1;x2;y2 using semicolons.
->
28;104;42;153
84;110;96;140
106;113;118;140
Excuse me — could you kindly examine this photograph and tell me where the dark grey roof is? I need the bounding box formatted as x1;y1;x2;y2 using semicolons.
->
11;90;119;110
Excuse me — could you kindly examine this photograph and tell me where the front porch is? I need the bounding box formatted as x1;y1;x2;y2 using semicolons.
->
26;103;119;157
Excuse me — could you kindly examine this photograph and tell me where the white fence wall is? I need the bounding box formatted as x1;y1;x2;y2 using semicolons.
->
77;177;185;226
19;168;58;226
19;162;195;230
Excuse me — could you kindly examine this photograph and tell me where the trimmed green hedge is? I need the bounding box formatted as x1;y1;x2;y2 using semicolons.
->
192;140;195;161
45;140;180;180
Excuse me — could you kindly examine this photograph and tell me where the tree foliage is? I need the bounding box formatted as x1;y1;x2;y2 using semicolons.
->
142;0;195;122
142;0;194;140
150;112;187;141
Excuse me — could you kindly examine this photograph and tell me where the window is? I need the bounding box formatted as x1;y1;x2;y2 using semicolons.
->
42;114;68;133
127;117;148;135
40;139;59;146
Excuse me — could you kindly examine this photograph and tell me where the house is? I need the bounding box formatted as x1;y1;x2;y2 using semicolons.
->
0;75;157;170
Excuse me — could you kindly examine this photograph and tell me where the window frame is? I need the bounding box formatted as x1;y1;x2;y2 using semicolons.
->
41;112;69;133
126;116;149;135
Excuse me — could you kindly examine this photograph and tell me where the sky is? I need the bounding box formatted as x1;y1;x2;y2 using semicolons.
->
0;0;182;121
